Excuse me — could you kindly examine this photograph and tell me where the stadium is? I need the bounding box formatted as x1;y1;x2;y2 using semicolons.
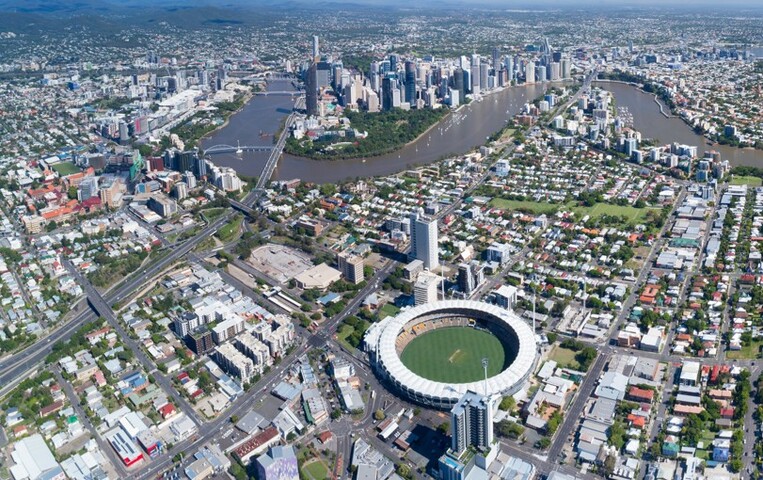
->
364;300;538;409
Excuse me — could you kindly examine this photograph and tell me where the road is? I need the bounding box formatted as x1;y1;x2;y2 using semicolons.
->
0;211;236;400
255;111;296;190
53;368;129;477
0;180;271;400
62;258;202;428
547;352;609;463
133;341;313;480
132;255;399;479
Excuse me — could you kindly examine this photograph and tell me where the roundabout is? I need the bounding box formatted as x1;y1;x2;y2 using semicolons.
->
364;300;538;409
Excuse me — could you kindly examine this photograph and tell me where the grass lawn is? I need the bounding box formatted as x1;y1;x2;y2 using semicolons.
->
302;460;329;480
695;450;709;460
400;327;509;383
201;207;226;219
488;198;564;214
51;161;81;176
488;198;652;225
730;175;763;187
379;303;400;319
725;340;763;360
574;203;654;225
337;324;356;351
548;345;581;370
495;128;517;143
216;215;242;242
700;430;716;443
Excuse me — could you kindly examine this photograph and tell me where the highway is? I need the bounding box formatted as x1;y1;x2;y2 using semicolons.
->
0;117;280;400
0;207;236;400
6;67;732;480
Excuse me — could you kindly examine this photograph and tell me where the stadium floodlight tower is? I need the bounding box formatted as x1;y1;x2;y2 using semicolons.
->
531;287;536;334
482;357;489;396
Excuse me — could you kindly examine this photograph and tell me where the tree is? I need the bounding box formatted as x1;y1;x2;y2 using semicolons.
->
608;420;626;450
396;464;412;479
603;453;617;475
499;396;516;412
437;421;450;435
229;462;248;480
546;411;563;435
496;420;524;439
536;437;551;449
681;414;704;446
546;332;558;344
575;346;598;371
138;143;154;157
373;409;385;421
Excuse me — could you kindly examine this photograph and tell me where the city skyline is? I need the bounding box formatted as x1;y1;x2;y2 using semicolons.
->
0;5;762;480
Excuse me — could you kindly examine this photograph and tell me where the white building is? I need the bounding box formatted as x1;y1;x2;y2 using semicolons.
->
414;271;440;306
214;343;255;383
409;209;439;269
9;434;65;480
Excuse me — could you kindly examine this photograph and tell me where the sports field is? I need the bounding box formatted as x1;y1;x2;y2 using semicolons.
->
51;161;81;176
400;327;509;383
487;198;654;225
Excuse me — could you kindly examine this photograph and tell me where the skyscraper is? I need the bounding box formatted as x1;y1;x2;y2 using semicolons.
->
505;57;514;82
479;62;489;90
382;76;394;111
305;62;319;117
195;155;207;179
404;60;416;105
312;35;320;60
470;54;480;95
541;37;552;55
550;62;561;81
453;67;465;103
451;391;494;455
537;65;547;82
561;57;571;79
389;54;398;73
409;209;439;269
332;63;343;91
492;47;500;69
458;264;474;296
174;150;196;173
316;60;332;89
525;61;536;84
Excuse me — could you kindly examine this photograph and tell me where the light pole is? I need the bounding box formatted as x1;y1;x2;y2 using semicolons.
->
482;357;489;396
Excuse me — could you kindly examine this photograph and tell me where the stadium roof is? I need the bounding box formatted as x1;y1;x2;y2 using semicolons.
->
366;300;537;406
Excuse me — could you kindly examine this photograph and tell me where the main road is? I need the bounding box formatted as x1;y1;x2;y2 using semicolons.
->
0;185;268;400
62;258;202;427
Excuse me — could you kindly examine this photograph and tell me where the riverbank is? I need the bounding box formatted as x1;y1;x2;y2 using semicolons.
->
595;79;674;119
204;81;548;183
285;107;448;161
597;74;763;150
283;83;535;162
593;80;763;168
198;91;254;150
290;103;458;163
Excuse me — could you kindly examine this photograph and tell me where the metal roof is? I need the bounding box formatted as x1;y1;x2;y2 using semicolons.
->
368;300;537;404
